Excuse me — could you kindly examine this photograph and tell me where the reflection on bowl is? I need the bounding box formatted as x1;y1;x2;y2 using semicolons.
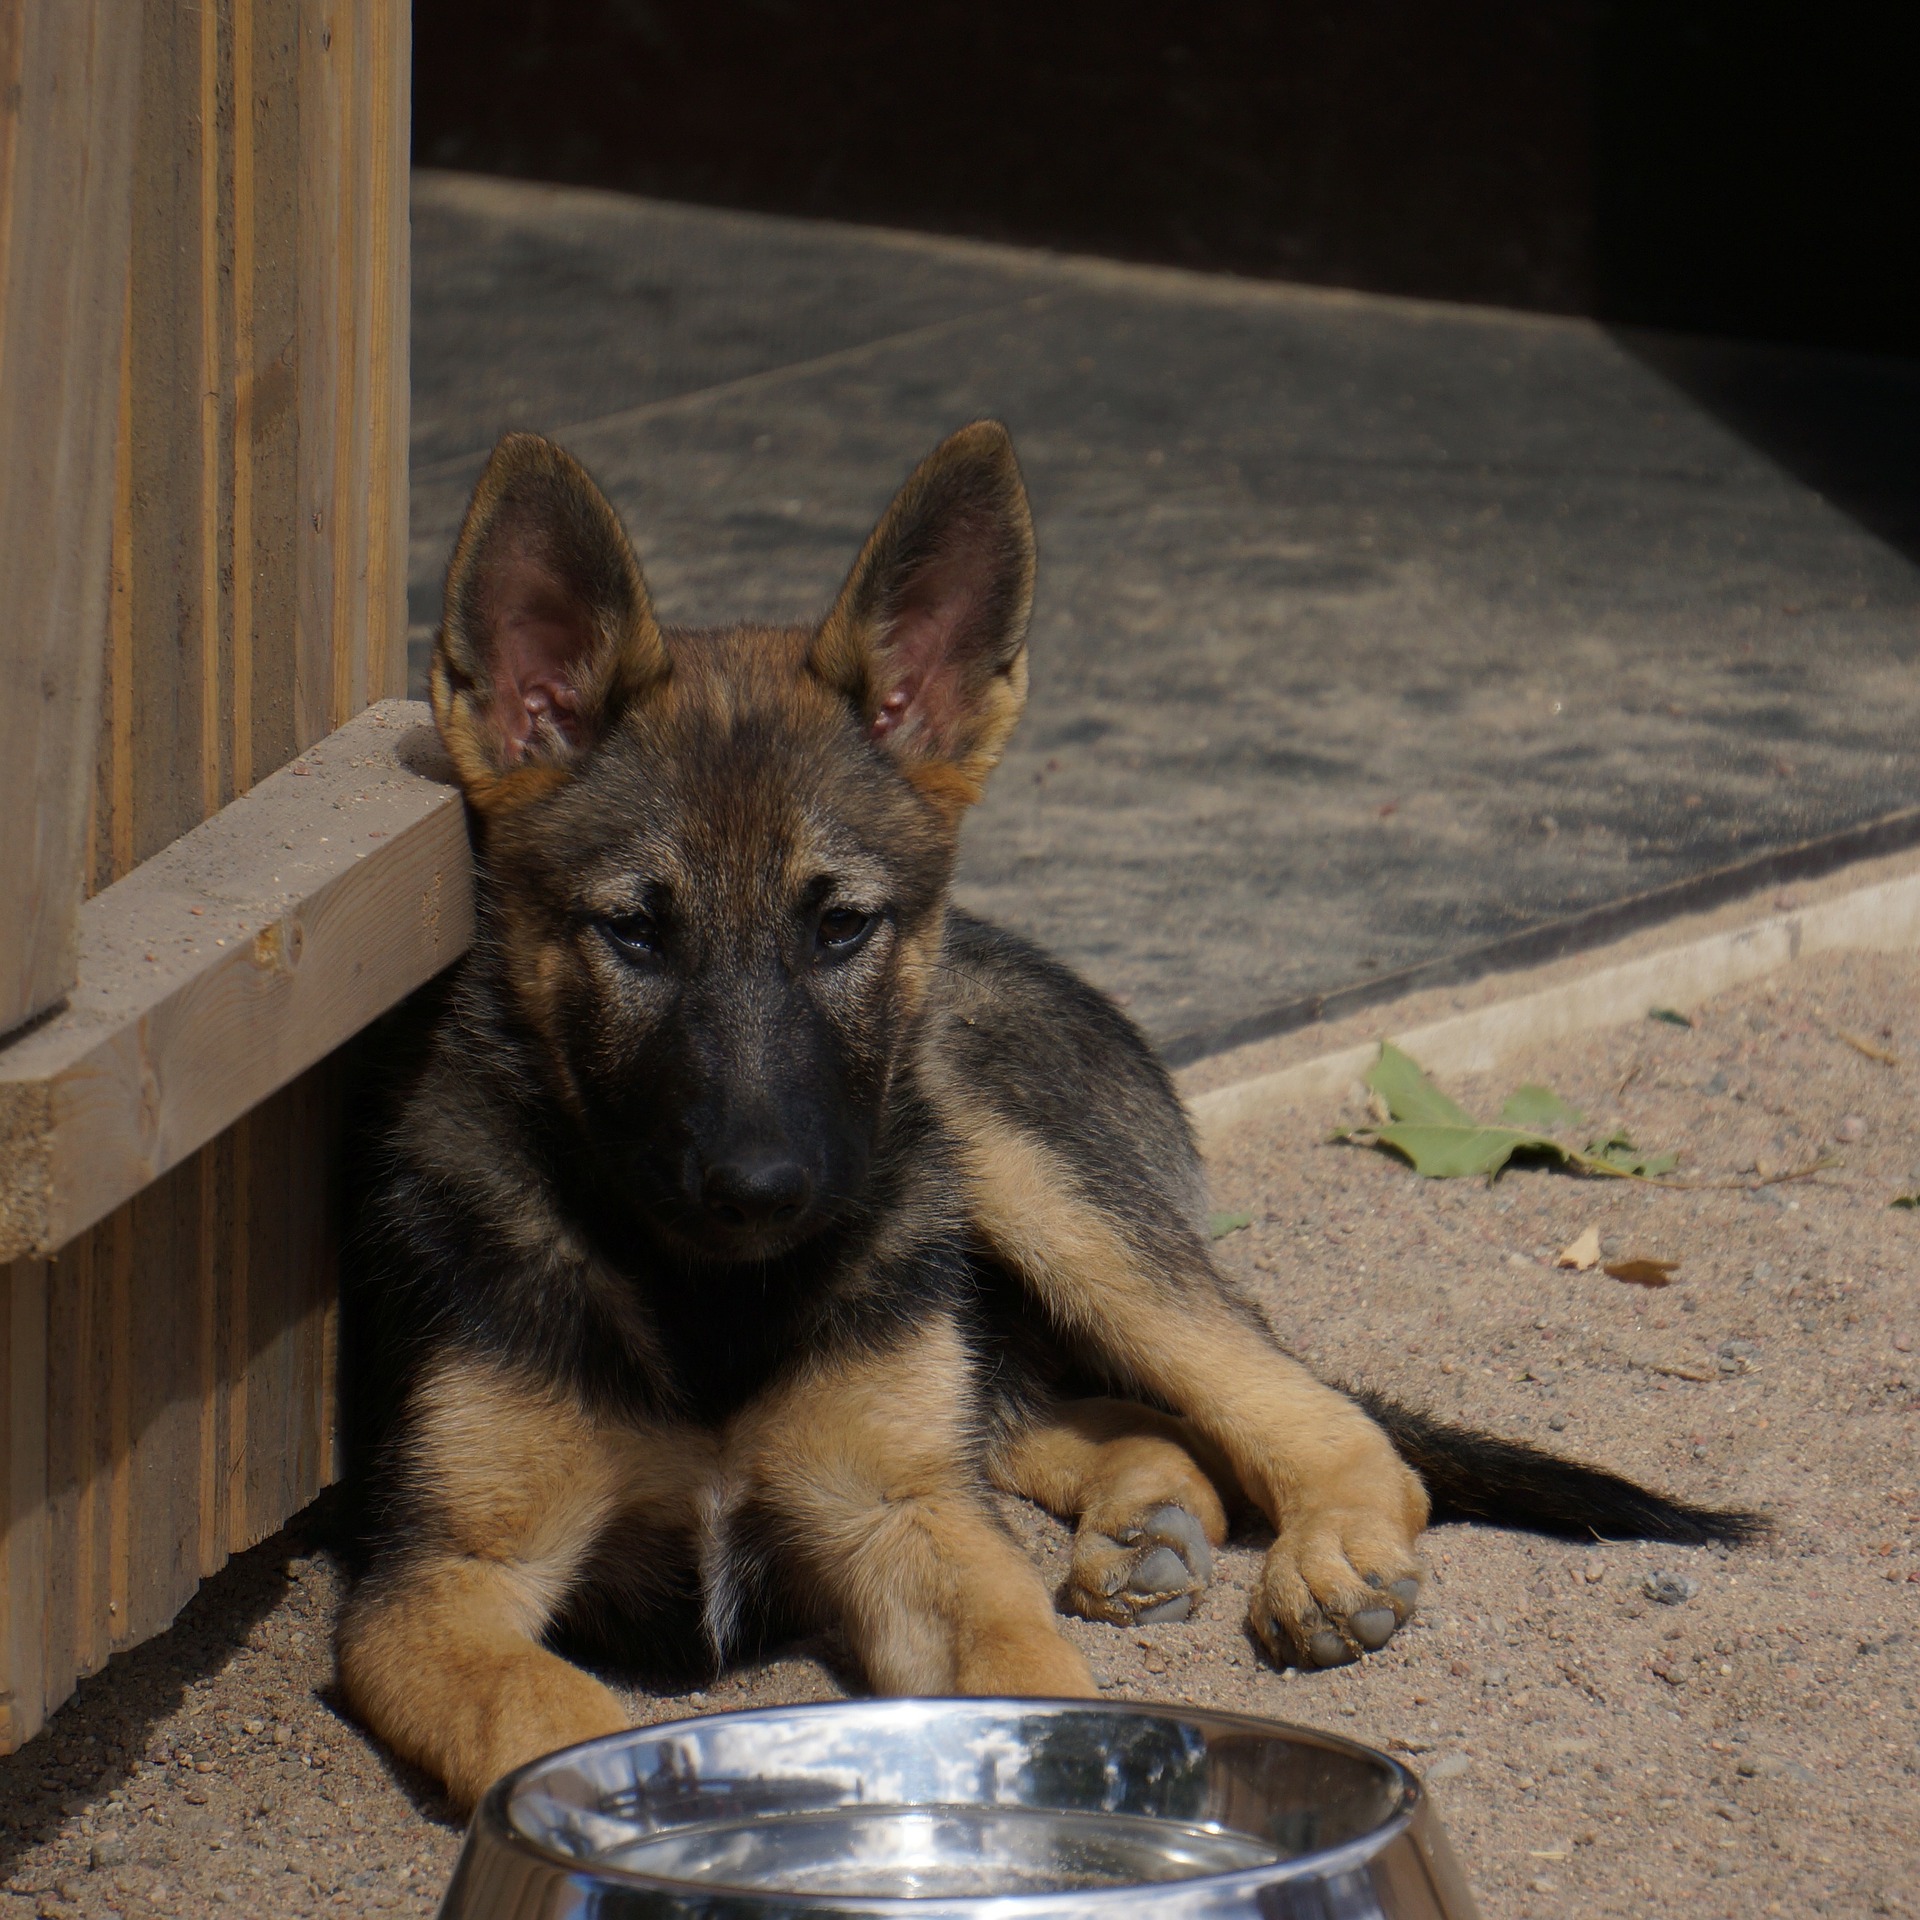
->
439;1698;1480;1919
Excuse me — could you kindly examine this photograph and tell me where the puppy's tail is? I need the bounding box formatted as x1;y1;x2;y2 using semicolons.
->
1350;1389;1767;1546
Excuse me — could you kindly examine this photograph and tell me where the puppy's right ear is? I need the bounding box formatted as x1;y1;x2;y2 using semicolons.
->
432;434;667;805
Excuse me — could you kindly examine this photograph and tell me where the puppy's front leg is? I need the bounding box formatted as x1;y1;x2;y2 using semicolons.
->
721;1316;1096;1699
336;1360;710;1810
954;1115;1428;1669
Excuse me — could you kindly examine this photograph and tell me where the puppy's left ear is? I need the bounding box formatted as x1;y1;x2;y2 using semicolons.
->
809;420;1035;816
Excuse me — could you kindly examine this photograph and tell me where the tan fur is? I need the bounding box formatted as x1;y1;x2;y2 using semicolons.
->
937;1088;1429;1658
335;1361;719;1811
991;1398;1235;1624
720;1318;1096;1697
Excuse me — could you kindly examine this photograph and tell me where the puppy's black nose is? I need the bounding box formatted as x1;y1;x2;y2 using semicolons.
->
700;1153;812;1228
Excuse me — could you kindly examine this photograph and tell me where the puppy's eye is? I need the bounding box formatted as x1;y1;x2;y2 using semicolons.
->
815;906;875;956
599;912;662;962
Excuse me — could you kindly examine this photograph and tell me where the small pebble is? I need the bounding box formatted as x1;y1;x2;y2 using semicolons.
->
1833;1115;1867;1142
1643;1571;1700;1606
1425;1752;1470;1782
88;1837;127;1871
1547;1413;1568;1431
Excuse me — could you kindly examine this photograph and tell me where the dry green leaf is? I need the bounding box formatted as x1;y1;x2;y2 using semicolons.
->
1209;1211;1253;1240
1500;1085;1587;1133
1362;1120;1561;1180
1606;1257;1679;1287
1583;1128;1681;1178
1337;1045;1559;1179
1366;1043;1476;1129
1336;1044;1680;1186
1648;1007;1694;1028
1891;1194;1920;1211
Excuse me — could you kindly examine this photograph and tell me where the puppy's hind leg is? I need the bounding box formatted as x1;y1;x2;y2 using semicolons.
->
990;1397;1235;1627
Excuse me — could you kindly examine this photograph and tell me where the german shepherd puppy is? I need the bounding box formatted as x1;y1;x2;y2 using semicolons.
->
339;422;1756;1810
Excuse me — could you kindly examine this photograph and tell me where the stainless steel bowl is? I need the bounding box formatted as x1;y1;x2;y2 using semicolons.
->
438;1699;1479;1919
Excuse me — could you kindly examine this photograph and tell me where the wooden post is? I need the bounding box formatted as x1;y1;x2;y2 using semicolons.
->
0;0;414;1752
0;0;144;1036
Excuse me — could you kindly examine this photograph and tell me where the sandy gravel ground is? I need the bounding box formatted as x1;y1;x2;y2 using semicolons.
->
3;948;1917;1919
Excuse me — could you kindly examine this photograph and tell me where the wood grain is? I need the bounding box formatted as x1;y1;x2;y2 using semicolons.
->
0;0;144;1033
1;0;414;1755
0;703;470;1264
1;1255;51;1751
89;0;409;888
0;1053;346;1748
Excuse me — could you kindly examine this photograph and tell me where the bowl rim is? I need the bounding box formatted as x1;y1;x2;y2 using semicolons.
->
481;1695;1426;1913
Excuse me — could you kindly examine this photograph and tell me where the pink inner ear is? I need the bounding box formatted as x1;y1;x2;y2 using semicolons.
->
485;579;597;764
866;586;974;754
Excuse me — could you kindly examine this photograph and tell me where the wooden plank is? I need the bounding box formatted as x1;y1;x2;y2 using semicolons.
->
127;0;216;862
365;0;411;710
0;1049;351;1750
296;0;411;742
42;1233;87;1714
123;1160;204;1646
0;701;472;1263
246;0;304;783
197;0;232;821
92;289;138;895
0;0;414;1752
295;0;345;745
75;1227;116;1673
0;0;144;1033
0;1257;49;1749
241;1059;341;1543
94;0;403;882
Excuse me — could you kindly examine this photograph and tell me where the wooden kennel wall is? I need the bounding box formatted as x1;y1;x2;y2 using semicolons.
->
0;0;456;1753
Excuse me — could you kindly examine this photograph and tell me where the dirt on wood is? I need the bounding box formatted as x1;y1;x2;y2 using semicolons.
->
3;947;1916;1919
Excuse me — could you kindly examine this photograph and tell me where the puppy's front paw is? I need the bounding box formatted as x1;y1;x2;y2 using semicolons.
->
1064;1501;1215;1626
1244;1512;1428;1666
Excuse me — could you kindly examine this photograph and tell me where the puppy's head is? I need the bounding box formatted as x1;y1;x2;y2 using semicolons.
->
433;423;1034;1261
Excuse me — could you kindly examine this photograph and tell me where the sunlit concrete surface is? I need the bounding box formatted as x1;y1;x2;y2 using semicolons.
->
411;170;1920;1054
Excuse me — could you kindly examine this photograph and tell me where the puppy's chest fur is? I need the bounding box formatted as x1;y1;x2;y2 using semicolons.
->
352;972;976;1436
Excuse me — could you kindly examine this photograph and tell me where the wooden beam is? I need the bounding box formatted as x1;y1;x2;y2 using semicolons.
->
0;702;473;1262
0;0;144;1034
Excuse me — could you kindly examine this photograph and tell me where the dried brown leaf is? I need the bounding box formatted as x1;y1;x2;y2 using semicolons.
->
1555;1225;1601;1270
1837;1028;1900;1067
1647;1356;1716;1382
1605;1257;1679;1287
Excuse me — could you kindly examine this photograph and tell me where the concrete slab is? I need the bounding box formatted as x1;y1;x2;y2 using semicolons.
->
410;171;1920;1056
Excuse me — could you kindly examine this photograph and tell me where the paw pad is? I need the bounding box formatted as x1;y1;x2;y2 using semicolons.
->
1349;1606;1398;1650
1307;1628;1355;1668
1066;1502;1213;1627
